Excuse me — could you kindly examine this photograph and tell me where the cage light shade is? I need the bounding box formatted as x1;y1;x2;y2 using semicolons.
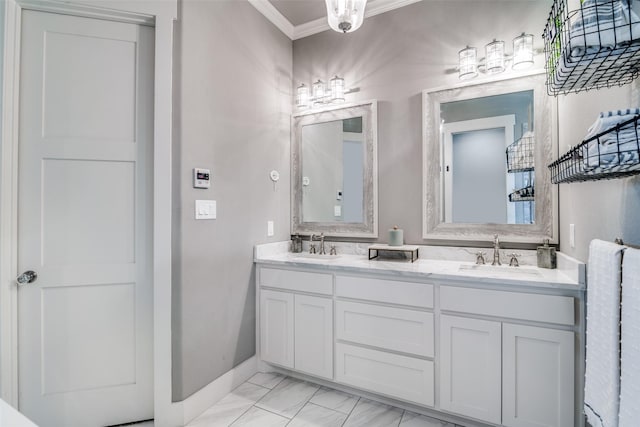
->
512;33;534;70
296;83;309;108
330;75;345;102
326;0;367;33
485;40;505;74
458;47;478;80
312;80;325;105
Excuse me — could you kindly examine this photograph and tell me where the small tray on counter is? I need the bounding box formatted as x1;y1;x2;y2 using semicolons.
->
368;244;420;263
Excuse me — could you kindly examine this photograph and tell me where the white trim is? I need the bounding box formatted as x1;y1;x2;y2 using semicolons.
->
247;0;294;39
251;0;423;40
182;356;258;425
292;98;378;118
0;0;22;407
0;2;179;427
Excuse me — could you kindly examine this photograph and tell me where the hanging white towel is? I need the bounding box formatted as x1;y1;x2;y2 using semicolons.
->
585;239;624;427
619;247;640;427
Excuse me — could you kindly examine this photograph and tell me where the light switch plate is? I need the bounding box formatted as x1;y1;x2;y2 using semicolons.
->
195;200;216;220
334;205;341;217
267;220;274;237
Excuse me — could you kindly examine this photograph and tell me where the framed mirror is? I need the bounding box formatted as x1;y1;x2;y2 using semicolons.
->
292;100;378;238
422;73;558;244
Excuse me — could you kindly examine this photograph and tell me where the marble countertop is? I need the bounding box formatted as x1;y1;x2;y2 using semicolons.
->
254;242;585;292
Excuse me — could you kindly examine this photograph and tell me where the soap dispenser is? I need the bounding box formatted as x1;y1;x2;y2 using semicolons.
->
537;239;557;269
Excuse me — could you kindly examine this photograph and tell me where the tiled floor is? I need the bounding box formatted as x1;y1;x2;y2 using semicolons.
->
181;373;463;427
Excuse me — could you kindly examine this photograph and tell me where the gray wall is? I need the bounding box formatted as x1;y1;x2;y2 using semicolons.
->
557;84;640;262
172;0;292;400
293;0;550;243
293;0;640;260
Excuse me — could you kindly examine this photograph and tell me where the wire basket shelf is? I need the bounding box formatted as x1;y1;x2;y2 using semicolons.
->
543;0;640;96
549;114;640;183
506;133;535;173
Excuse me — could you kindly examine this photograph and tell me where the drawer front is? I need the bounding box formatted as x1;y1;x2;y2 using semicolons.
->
336;275;433;308
259;267;332;295
336;301;434;357
336;343;434;407
440;287;575;326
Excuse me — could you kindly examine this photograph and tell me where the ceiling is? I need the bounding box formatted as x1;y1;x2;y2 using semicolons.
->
249;0;423;40
268;0;327;27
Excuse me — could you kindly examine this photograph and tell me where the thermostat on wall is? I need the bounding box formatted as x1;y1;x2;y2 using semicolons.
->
193;168;211;189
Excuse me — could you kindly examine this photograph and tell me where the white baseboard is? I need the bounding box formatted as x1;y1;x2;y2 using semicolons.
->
181;356;258;425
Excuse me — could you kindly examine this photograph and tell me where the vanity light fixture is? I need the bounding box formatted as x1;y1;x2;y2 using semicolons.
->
296;75;353;109
325;0;368;33
458;46;478;80
512;33;535;70
485;39;506;74
458;33;535;80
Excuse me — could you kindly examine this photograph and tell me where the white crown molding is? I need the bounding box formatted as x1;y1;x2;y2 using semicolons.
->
248;0;294;39
251;0;423;40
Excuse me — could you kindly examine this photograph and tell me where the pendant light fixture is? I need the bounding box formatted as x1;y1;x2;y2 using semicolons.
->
325;0;368;33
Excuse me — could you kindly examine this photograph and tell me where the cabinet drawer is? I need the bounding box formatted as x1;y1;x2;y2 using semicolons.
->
336;301;434;357
440;287;574;326
336;343;434;407
259;267;332;295
336;275;433;308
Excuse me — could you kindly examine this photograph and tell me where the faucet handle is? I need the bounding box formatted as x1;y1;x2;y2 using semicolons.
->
475;251;486;265
309;243;317;254
330;245;337;256
508;253;521;267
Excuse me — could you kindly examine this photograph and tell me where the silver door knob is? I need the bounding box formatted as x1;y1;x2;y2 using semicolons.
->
17;270;37;285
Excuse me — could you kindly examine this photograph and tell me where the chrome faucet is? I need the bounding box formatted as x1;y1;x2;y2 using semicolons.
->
309;234;316;254
309;233;326;255
492;234;501;266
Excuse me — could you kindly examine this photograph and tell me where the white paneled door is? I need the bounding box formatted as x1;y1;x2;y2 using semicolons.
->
17;10;154;427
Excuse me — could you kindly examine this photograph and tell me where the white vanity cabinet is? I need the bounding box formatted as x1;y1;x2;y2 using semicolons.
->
258;268;334;380
334;274;435;407
440;286;576;427
255;260;583;427
440;314;502;424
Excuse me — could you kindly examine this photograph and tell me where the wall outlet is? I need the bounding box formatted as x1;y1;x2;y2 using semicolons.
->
569;223;575;248
334;205;342;217
267;220;274;237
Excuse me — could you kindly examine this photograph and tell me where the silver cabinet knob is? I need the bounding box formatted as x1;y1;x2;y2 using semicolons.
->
17;270;37;285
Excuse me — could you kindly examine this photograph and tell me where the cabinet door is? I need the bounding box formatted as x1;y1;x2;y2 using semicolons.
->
502;324;574;427
294;295;333;379
260;289;294;368
440;315;502;424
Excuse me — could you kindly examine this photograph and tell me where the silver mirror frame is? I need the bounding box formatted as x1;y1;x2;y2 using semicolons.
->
422;73;558;244
292;100;378;238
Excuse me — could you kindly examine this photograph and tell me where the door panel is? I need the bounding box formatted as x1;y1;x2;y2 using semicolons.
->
440;314;502;424
18;10;153;427
294;294;333;379
260;289;294;368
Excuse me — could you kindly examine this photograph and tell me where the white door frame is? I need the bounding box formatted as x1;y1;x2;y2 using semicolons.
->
1;1;179;425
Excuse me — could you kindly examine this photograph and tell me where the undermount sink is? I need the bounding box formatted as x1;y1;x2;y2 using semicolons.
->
458;263;542;277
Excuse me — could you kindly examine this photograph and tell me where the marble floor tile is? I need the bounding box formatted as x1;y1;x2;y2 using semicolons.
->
246;372;285;389
343;398;404;427
229;407;289;427
309;387;360;414
400;411;457;427
187;382;270;427
254;377;320;418
287;402;348;427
